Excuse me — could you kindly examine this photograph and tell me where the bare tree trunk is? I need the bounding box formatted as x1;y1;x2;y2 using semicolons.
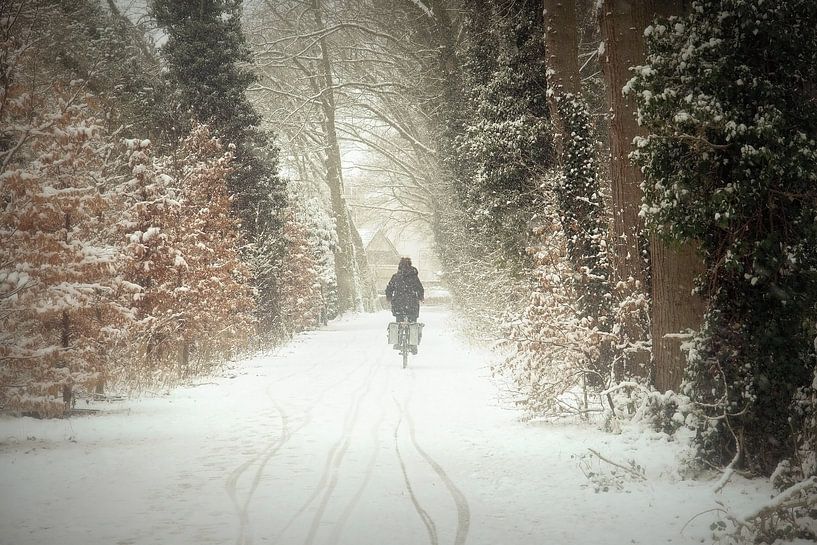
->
600;0;705;385
544;0;581;155
180;341;190;370
61;310;72;407
349;213;377;311
651;241;706;391
312;0;362;313
599;0;653;378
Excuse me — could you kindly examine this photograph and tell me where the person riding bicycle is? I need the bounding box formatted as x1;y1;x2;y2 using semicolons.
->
385;257;424;322
386;257;424;353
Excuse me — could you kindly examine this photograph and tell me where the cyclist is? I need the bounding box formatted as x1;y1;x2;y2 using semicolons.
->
385;257;424;353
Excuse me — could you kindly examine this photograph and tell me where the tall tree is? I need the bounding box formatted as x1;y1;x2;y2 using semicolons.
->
249;0;388;314
22;0;169;143
309;0;366;312
151;0;287;337
598;0;704;385
598;0;653;378
450;1;553;271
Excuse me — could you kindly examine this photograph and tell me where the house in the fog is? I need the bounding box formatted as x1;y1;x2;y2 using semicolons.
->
363;228;401;291
361;226;449;307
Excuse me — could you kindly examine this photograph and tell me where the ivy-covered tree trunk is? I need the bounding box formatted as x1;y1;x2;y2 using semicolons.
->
629;0;817;474
544;0;613;384
646;0;707;394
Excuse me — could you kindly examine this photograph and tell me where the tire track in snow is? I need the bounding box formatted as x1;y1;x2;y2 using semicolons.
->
301;358;382;545
398;369;471;545
393;398;439;545
225;338;373;545
324;360;391;545
273;345;382;544
225;399;289;545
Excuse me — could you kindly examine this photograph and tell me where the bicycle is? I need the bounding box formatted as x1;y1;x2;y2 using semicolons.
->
388;319;423;369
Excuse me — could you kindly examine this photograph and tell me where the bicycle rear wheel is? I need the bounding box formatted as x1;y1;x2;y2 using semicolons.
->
399;322;409;369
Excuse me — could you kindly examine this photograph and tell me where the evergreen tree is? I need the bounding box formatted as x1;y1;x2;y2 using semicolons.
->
151;0;286;338
453;0;554;271
429;0;557;339
629;0;817;473
6;0;172;145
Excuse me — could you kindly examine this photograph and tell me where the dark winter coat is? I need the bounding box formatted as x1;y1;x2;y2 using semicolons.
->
385;266;424;321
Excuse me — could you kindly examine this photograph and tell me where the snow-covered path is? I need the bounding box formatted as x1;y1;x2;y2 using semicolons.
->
1;308;767;545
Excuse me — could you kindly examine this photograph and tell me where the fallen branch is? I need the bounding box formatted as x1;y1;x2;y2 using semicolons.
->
587;448;646;481
733;476;817;527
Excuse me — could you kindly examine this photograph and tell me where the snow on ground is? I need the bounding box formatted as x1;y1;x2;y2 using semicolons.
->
0;307;775;545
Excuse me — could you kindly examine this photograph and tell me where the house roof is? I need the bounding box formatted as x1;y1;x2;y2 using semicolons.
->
357;226;376;247
366;228;399;256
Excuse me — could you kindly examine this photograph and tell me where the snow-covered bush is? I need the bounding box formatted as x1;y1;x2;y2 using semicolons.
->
299;195;339;323
102;125;258;393
574;450;646;493
0;75;134;414
712;476;817;544
628;0;817;474
120;126;255;384
277;205;324;336
725;364;817;543
497;197;609;417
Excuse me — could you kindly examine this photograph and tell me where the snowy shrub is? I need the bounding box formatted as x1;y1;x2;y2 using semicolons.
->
434;190;530;343
601;380;701;440
116;127;255;389
277;206;324;336
628;0;817;474
299;195;340;323
721;364;817;543
0;70;134;414
497;197;609;418
711;477;817;544
639;390;690;436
